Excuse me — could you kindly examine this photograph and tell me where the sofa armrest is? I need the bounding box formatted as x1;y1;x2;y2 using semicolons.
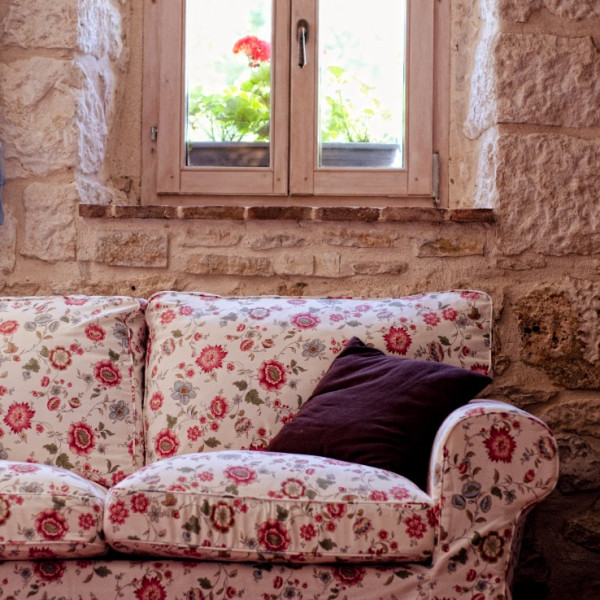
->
426;400;559;598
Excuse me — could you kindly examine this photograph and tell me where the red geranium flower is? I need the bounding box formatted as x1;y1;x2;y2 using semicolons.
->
258;518;291;552
404;514;427;539
333;565;366;586
68;421;96;456
484;425;516;463
210;395;228;419
3;402;35;433
108;499;129;525
78;513;96;530
325;503;347;519
94;360;122;387
131;493;150;514
135;575;167;600
33;560;66;582
49;346;72;370
85;324;105;342
291;313;320;329
35;508;69;541
154;428;180;458
258;359;287;391
442;307;458;321
224;465;257;486
422;312;441;326
383;326;412;355
0;320;18;335
233;35;271;67
196;345;227;372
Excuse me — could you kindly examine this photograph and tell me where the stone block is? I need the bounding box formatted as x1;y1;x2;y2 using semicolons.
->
564;499;600;551
179;228;243;248
351;261;408;275
418;236;485;257
326;228;399;248
556;434;600;493
1;0;78;49
498;0;600;22
185;254;275;277
272;254;315;276
494;134;600;256
249;233;308;251
85;230;168;268
495;34;600;128
0;57;80;177
314;252;341;278
515;280;600;383
0;213;17;273
78;0;123;61
22;183;77;262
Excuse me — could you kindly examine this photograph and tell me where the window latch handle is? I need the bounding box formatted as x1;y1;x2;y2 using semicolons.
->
297;20;308;68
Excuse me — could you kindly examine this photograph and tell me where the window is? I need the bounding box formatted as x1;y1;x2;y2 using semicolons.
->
142;0;447;204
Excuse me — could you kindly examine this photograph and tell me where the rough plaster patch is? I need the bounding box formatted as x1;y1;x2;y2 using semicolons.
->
498;0;600;22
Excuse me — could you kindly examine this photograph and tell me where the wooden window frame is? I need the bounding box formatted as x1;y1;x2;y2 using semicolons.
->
141;0;449;207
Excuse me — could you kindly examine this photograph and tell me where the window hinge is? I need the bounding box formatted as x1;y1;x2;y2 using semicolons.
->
150;126;158;141
432;152;440;206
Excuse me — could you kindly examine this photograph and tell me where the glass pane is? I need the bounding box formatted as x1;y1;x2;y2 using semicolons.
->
185;0;272;167
318;0;406;169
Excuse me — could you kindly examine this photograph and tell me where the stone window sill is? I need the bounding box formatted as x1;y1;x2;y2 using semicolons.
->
79;204;493;224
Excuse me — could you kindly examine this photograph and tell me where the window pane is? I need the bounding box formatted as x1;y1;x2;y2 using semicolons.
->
185;0;272;167
317;0;406;169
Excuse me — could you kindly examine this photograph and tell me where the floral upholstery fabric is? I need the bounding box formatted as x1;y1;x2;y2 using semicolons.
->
104;450;435;563
0;461;107;559
0;296;147;486
144;291;492;463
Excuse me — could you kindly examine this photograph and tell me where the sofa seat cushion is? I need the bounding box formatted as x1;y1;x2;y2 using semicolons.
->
144;291;492;463
104;450;435;563
0;295;147;486
0;461;107;559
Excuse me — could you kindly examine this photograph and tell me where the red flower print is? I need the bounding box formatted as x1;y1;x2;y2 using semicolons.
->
258;359;287;391
67;422;96;456
300;523;317;541
333;565;366;586
423;312;441;326
78;513;96;530
233;35;271;67
281;478;305;499
390;486;410;501
35;508;69;541
0;497;10;525
240;339;254;352
94;360;122;387
225;465;257;485
187;425;202;441
149;392;163;411
383;326;412;355
249;307;270;320
353;516;372;536
47;396;60;411
325;502;347;519
131;493;150;514
427;506;440;528
196;345;227;372
369;490;388;501
484;426;516;463
211;501;235;532
442;307;458;321
85;324;105;342
0;320;18;335
428;341;444;362
64;296;89;305
405;514;427;539
210;395;228;419
258;518;291;552
3;402;35;433
154;428;180;458
0;385;6;396
160;309;176;325
470;363;489;376
109;499;129;525
49;346;72;370
291;313;320;329
135;576;167;600
33;560;66;582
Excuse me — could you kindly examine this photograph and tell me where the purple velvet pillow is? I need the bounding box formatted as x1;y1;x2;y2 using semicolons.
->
267;337;491;490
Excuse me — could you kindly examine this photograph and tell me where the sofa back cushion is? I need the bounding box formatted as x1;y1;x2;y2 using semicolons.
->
0;295;147;486
144;290;492;464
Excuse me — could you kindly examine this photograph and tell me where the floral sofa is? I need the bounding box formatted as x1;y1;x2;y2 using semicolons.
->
0;290;558;600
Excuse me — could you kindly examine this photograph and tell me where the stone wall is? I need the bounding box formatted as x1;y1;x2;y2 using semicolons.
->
0;1;599;597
